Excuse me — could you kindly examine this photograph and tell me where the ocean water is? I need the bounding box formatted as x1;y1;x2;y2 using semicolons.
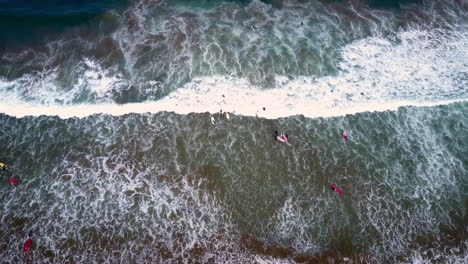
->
0;0;467;263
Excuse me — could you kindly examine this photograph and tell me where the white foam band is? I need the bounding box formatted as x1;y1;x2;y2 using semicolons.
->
0;82;465;119
1;25;467;119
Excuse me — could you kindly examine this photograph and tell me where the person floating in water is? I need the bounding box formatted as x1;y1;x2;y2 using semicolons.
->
274;130;289;143
0;163;18;185
0;162;8;170
330;184;343;194
360;92;371;100
342;131;347;141
23;231;33;252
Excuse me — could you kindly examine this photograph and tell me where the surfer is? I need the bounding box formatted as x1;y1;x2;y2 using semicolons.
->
330;184;343;194
0;163;18;185
23;231;33;252
361;92;371;99
275;130;288;143
0;162;8;170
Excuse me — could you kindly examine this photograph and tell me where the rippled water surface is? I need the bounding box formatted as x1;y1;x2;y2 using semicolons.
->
0;0;467;263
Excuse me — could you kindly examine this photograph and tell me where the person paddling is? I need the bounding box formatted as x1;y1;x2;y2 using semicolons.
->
0;163;18;185
0;162;8;170
24;231;33;252
274;130;288;143
330;184;343;194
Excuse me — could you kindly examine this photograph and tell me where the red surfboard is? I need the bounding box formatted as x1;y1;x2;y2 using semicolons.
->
331;184;343;194
23;239;32;252
9;178;19;184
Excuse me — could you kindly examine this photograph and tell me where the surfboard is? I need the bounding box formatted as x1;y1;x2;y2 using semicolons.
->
9;178;18;184
331;184;343;194
226;113;230;119
23;238;32;252
211;116;215;125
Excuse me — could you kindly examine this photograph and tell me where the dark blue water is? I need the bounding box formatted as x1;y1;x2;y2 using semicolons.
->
0;0;426;48
0;0;130;49
367;0;422;8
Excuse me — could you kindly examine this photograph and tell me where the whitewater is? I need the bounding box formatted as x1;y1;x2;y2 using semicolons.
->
0;3;467;119
0;1;467;263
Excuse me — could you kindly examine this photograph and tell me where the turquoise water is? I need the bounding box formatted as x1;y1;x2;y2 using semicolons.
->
0;0;467;263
